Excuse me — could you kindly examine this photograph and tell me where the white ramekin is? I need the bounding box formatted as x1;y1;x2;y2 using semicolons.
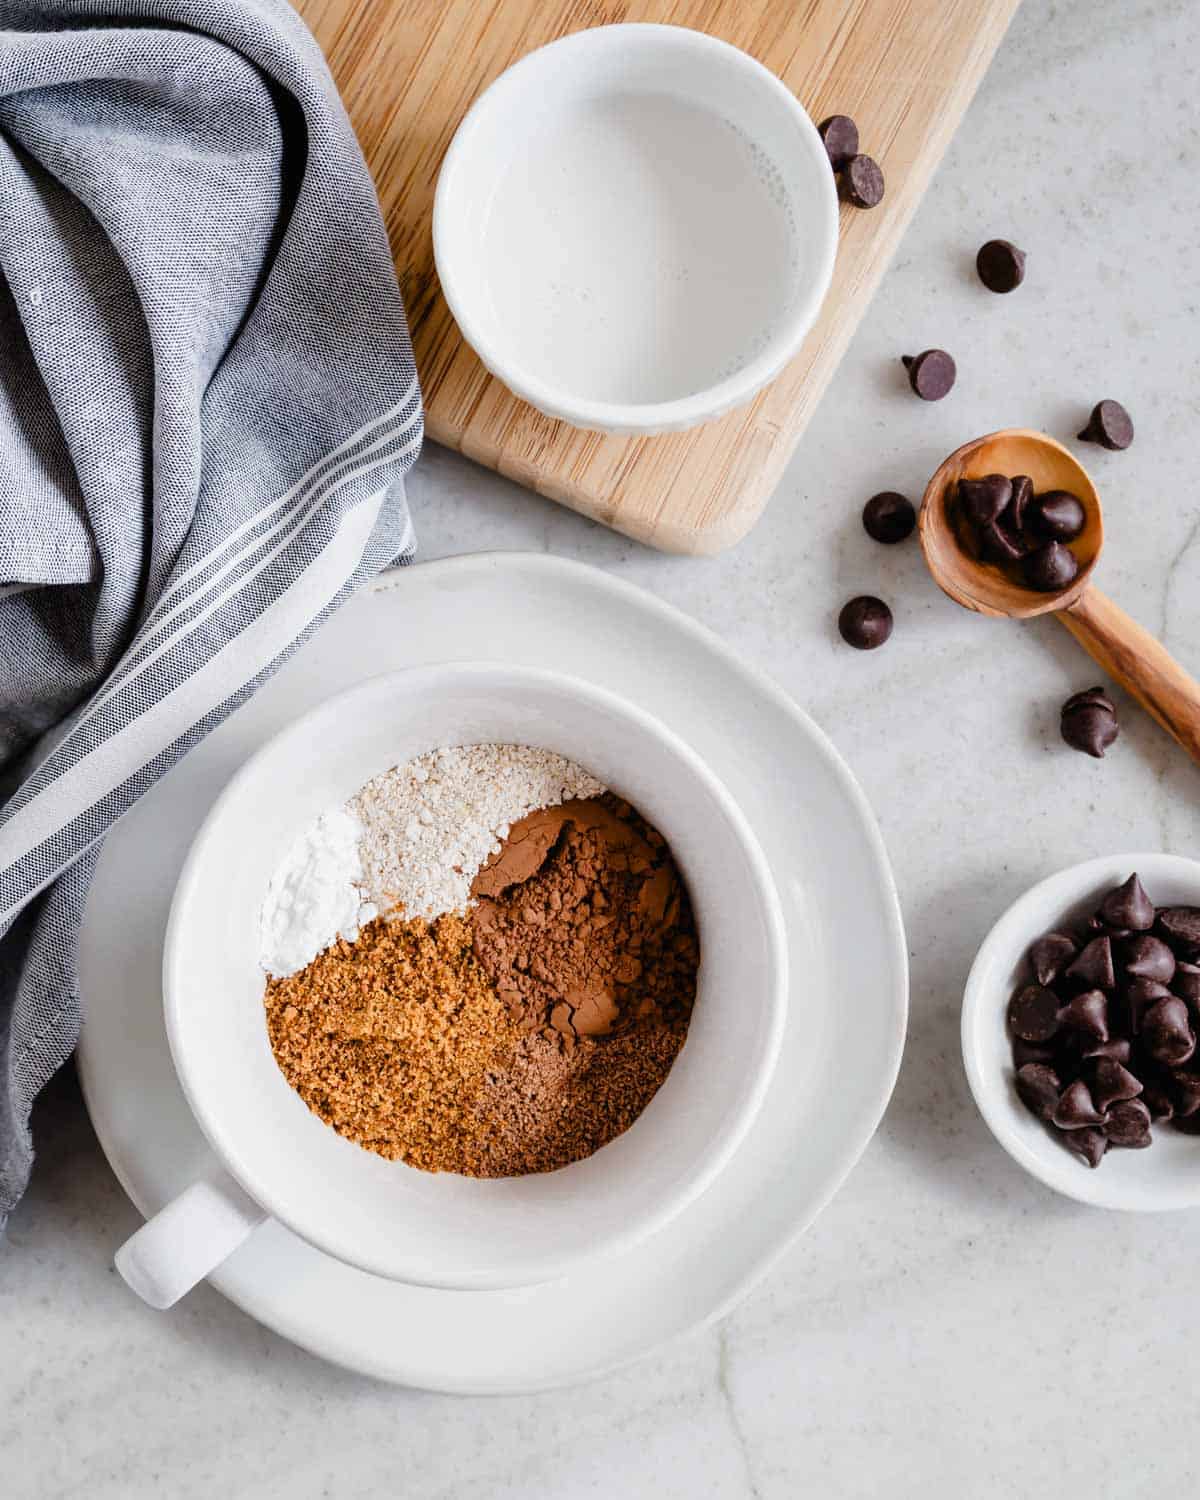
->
433;24;839;434
962;852;1200;1212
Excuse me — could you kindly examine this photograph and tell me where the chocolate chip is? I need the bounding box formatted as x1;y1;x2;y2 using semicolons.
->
1063;1125;1108;1167
818;115;859;170
1016;1062;1061;1121
1013;1037;1057;1068
1078;399;1134;451
1099;873;1154;932
1142;1080;1175;1122
1061;689;1119;758
958;474;1011;527
1030;490;1086;542
1169;1071;1200;1118
1025;540;1079;592
1125;977;1174;1034
1141;996;1196;1067
1104;1098;1152;1148
979;518;1028;563
902;349;955;401
1120;933;1176;985
1001;474;1034;537
1029;931;1077;986
1156;907;1200;959
1059;989;1109;1043
838;596;893;650
862;491;916;544
841;153;884;208
1065;937;1115;992
1086;1056;1142;1111
1054;1079;1106;1129
1066;686;1116;716
1008;983;1061;1042
1171;1110;1200;1135
1172;962;1200;1008
1082;1036;1132;1064
976;238;1026;294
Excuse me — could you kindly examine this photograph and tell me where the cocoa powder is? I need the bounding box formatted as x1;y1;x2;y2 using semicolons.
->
465;794;699;1175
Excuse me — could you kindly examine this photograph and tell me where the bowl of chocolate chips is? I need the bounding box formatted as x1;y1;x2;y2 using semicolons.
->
962;854;1200;1211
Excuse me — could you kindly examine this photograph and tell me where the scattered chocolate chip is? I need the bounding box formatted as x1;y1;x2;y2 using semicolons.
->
1120;933;1176;986
1156;907;1200;959
976;238;1026;293
1066;686;1116;716
1025;540;1079;592
1099;873;1154;932
902;348;955;400
1086;1056;1142;1111
1029;931;1077;986
1142;1080;1175;1122
1030;490;1086;542
1008;983;1061;1042
1104;1098;1152;1148
1169;1072;1200;1118
1063;1125;1108;1167
818;115;860;171
1172;1110;1200;1135
838;595;893;650
1065;937;1115;993
958;474;1011;527
1060;688;1119;758
1125;977;1174;1034
1059;989;1109;1043
841;153;885;208
1054;1079;1106;1129
862;491;916;544
1141;996;1196;1067
1078;399;1134;451
1016;1063;1061;1121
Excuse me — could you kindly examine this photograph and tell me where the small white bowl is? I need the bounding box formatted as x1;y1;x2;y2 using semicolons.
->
433;23;839;434
119;664;787;1305
962;852;1200;1212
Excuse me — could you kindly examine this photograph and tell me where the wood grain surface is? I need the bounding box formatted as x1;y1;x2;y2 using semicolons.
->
298;0;1022;553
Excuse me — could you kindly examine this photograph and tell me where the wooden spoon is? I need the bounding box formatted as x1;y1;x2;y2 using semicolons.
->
919;428;1200;762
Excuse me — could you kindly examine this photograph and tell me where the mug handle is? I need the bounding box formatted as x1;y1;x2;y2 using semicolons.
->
115;1170;267;1309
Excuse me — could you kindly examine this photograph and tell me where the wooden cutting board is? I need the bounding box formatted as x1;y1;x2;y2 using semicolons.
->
298;0;1020;554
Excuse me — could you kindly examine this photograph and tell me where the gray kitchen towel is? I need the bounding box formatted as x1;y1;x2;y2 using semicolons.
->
0;0;423;1226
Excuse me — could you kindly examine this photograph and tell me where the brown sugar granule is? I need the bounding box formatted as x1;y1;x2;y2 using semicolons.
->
264;911;519;1173
265;795;699;1178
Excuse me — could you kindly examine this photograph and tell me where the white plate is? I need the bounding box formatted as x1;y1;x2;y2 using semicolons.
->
76;552;907;1393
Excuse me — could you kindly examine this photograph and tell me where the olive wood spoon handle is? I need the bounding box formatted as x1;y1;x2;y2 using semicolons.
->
1058;586;1200;763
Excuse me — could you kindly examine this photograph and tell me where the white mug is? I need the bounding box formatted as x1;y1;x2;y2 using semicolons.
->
116;665;788;1305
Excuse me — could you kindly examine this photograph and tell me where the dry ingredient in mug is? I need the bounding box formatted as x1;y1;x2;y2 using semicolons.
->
261;745;699;1179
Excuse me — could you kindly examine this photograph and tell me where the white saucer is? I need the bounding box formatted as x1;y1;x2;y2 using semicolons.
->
76;552;907;1393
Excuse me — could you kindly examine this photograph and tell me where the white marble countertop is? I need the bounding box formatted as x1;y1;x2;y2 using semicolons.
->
6;0;1200;1493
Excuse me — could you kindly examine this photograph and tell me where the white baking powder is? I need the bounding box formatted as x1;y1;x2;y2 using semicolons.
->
259;805;377;978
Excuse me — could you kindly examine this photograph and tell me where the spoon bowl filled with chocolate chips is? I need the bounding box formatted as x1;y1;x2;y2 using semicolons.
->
962;853;1200;1211
919;428;1200;763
